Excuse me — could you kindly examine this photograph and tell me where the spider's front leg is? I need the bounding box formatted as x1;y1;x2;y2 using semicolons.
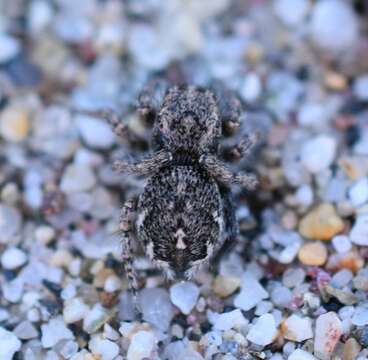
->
120;199;139;301
137;78;169;122
211;81;243;135
222;131;261;161
113;149;173;176
200;154;258;190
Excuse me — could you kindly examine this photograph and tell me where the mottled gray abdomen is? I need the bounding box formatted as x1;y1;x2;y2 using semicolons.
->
136;166;224;275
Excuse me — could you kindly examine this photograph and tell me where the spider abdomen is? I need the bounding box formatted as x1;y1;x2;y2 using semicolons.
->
136;166;224;278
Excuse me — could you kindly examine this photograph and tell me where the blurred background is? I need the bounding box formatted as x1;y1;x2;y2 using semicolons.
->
1;0;368;359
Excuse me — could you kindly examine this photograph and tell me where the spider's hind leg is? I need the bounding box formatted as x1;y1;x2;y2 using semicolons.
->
120;199;140;309
212;186;238;268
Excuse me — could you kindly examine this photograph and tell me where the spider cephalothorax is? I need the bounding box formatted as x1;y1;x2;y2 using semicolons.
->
79;81;259;293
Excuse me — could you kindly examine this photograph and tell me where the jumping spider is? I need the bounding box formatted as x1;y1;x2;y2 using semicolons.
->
79;82;259;295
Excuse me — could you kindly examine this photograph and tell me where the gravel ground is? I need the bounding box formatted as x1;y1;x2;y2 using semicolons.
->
1;0;368;359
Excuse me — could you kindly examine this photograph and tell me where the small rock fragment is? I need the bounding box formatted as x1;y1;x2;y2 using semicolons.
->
271;286;293;309
89;335;119;360
234;272;268;311
170;281;200;315
213;275;241;298
127;330;156;360
76;115;115;149
140;288;174;331
353;74;368;101
83;304;112;334
213;309;248;331
298;242;327;266
300;136;337;173
350;215;368;246
13;321;38;340
247;313;278;346
273;0;309;27
314;312;342;359
0;327;21;360
0;205;22;244
348;177;368;207
288;349;317;360
1;247;27;269
60;164;96;194
0;106;30;142
332;235;352;254
41;316;75;348
325;285;358;306
282;268;306;288
63;297;89;324
299;203;344;240
309;0;359;52
343;338;361;360
281;314;313;342
351;307;368;326
59;340;79;359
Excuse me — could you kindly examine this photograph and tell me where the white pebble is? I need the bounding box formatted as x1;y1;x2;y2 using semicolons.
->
213;309;248;331
282;314;313;342
353;74;368;101
297;102;327;128
295;185;313;207
271;286;293;309
76;115;115;149
3;278;24;303
28;0;53;33
331;269;353;288
170;281;200;315
310;0;358;52
274;0;310;27
240;73;262;103
350;215;368;246
352;306;368;326
234;272;268;311
0;204;22;244
348;177;368;207
283;268;306;288
332;235;352;253
83;304;111;334
247;313;278;346
0;33;20;63
60;164;96;194
35;225;55;245
63;298;89;324
288;349;317;360
255;301;274;316
314;312;342;359
140;288;174;331
104;275;121;292
1;247;27;269
59;340;79;359
41;316;75;348
301;135;337;173
13;321;38;340
0;327;21;360
89;335;119;360
127;330;156;360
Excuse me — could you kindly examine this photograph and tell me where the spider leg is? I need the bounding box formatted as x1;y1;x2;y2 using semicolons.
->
120;199;140;308
113;149;172;176
137;78;169;122
200;154;258;190
211;81;243;135
74;108;129;139
222;131;261;161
